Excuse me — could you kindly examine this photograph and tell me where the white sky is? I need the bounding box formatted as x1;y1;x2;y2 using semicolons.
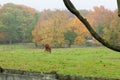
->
0;0;118;11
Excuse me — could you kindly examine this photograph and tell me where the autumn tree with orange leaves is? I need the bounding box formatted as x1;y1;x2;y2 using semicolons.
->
0;2;120;49
32;10;68;47
63;0;120;51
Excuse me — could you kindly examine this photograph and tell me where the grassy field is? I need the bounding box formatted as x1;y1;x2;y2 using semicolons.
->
0;44;120;78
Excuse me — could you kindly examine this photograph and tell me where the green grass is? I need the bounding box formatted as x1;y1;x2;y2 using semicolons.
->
0;45;120;78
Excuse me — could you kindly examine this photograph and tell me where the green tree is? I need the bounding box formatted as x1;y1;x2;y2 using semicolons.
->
64;30;77;47
0;4;21;44
0;3;38;44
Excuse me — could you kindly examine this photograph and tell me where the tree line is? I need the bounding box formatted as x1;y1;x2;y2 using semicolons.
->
0;3;120;47
0;3;39;44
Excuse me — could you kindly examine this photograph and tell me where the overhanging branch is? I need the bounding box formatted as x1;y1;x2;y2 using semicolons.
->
63;0;120;52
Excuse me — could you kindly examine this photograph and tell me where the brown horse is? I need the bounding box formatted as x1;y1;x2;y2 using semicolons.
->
44;44;51;53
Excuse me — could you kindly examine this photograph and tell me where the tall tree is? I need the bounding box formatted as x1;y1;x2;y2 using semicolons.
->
32;10;68;47
0;3;38;44
103;10;120;45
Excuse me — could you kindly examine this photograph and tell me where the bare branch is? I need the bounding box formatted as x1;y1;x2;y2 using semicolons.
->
63;0;120;52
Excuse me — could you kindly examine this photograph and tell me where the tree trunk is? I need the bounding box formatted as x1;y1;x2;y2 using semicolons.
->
117;0;120;17
9;40;12;45
63;0;120;52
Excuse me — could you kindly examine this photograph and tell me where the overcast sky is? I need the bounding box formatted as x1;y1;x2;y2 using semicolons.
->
0;0;118;11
